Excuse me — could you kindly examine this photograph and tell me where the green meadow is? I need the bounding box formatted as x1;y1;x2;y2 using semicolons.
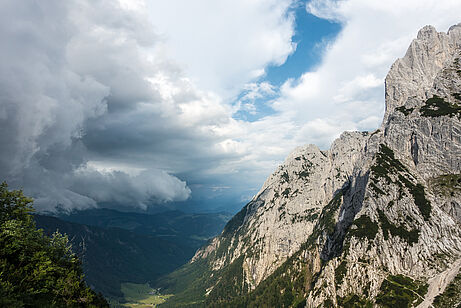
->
109;283;172;308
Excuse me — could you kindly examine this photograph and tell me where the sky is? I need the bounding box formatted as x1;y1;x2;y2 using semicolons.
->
1;0;461;213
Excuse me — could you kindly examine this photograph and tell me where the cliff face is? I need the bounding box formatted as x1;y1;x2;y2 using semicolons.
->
159;23;461;307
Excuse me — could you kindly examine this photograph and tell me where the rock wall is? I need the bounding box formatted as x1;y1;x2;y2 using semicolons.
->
187;23;461;307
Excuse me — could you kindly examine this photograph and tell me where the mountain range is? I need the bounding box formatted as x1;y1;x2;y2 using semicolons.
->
155;23;461;307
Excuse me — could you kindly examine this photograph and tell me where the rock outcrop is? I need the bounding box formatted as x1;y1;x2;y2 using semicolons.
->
158;23;461;308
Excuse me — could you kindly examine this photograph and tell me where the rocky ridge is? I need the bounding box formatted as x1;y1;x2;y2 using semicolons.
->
158;23;461;307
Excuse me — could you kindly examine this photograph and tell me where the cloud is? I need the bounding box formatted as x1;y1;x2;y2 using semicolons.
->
146;0;296;96
0;0;296;211
70;166;191;209
0;2;107;176
0;0;191;211
241;82;276;102
233;82;278;116
248;0;461;151
2;0;461;213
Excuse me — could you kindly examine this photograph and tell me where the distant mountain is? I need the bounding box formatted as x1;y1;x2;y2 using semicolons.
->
156;24;461;307
56;208;231;240
34;209;231;300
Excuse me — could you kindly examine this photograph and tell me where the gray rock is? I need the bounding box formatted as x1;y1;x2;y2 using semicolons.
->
191;23;461;307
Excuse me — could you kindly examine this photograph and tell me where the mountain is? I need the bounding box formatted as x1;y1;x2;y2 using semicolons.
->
34;209;231;300
155;23;461;307
55;208;231;241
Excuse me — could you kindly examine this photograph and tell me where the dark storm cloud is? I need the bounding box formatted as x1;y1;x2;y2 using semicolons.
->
0;0;298;212
0;1;194;211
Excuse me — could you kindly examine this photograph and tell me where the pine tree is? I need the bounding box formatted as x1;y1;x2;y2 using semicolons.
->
0;182;109;307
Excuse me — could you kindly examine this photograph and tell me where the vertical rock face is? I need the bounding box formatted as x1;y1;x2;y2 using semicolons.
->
159;24;461;307
192;131;370;288
383;23;461;125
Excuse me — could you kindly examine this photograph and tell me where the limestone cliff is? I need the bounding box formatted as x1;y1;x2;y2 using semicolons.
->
158;23;461;308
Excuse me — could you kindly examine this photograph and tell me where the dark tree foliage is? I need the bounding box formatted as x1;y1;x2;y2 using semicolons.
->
420;95;461;119
0;182;108;307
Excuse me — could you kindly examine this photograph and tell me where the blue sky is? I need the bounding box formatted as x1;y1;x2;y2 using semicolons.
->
265;7;341;86
1;0;461;213
233;6;341;123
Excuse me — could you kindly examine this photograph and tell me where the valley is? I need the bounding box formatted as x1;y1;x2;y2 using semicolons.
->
34;209;231;304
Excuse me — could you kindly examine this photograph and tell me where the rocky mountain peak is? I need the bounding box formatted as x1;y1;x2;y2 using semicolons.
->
416;25;438;40
448;22;461;33
158;23;461;308
383;23;461;127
